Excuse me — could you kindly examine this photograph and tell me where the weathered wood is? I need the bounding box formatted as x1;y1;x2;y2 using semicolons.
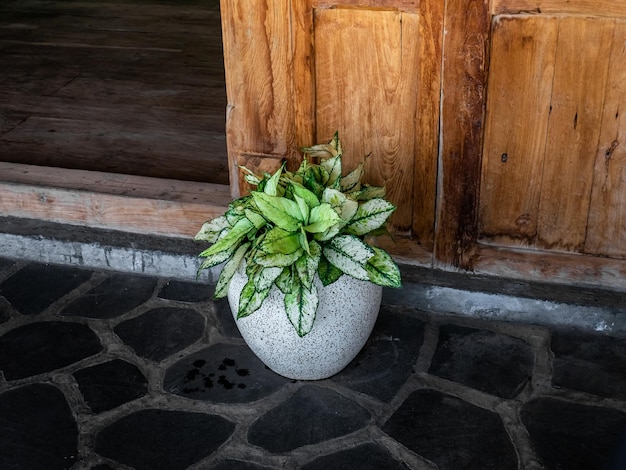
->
479;16;557;246
413;0;444;249
492;0;626;18
0;162;231;206
220;0;296;197
537;18;614;251
584;20;626;259
0;179;230;239
474;244;626;293
314;8;420;232
434;0;490;269
313;0;419;11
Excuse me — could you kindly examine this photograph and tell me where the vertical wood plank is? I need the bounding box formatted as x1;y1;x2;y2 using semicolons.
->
479;16;557;246
413;0;444;249
314;9;420;231
435;0;490;269
220;0;296;196
537;18;614;251
492;0;626;19
584;20;626;258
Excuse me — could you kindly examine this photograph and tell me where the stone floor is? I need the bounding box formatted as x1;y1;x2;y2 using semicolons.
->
0;255;625;470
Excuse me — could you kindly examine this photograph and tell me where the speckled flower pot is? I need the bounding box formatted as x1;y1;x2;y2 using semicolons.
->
227;269;382;380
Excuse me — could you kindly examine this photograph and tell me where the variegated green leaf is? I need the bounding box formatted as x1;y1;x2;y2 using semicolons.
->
303;170;325;198
214;242;250;298
345;198;396;236
304;203;341;233
365;246;401;288
300;143;339;159
320;154;342;188
317;254;343;286
288;183;320;209
237;279;271;318
252;192;304;232
253;266;284;291
238;165;261;186
285;278;318;337
313;222;344;242
340;162;364;192
322;235;374;280
322;188;358;221
275;266;294;294
328;130;342;155
259;227;301;255
349;184;386;201
197;241;239;272
198;217;254;258
294;194;310;224
263;162;284;196
254;248;304;267
194;215;230;243
295;240;321;289
245;208;267;229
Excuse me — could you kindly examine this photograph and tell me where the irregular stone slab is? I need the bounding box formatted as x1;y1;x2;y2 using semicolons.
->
248;385;371;453
158;279;214;303
114;307;204;361
214;297;242;338
521;397;626;470
301;443;410;469
0;258;14;271
164;343;289;403
212;460;277;470
429;324;533;398
73;359;148;413
0;383;78;469
551;329;626;400
332;306;425;402
95;409;235;470
0;297;11;324
382;389;517;469
0;263;92;315
61;273;157;319
0;321;102;380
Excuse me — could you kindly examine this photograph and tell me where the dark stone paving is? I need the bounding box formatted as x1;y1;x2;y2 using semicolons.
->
0;257;624;469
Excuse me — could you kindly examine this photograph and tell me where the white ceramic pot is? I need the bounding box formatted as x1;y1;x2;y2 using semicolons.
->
227;269;382;380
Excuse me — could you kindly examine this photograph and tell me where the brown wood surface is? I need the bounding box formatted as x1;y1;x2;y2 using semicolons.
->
435;0;490;269
0;0;228;184
584;20;626;258
492;0;626;18
537;17;614;251
479;16;557;246
314;8;420;232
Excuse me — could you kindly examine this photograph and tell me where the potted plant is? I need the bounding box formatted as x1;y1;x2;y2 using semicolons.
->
195;132;401;379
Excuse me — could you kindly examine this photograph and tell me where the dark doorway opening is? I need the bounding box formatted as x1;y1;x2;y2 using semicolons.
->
0;0;228;185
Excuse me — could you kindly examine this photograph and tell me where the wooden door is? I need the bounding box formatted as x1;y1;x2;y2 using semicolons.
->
219;0;444;265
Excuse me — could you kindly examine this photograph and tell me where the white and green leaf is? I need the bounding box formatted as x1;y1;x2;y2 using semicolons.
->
214;242;250;298
304;203;341;233
253;266;284;291
252;192;304;232
322;188;358;221
365;246;401;288
198;217;254;259
320;154;342;188
263;163;284;196
237;279;271;318
317;254;343;286
194;215;231;243
285;278;318;337
254;248;304;267
345;198;396;236
340;162;364;192
259;227;301;254
349;184;386;201
295;240;321;289
322;234;374;280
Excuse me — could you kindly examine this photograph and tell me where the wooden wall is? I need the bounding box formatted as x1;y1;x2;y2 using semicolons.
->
221;0;626;289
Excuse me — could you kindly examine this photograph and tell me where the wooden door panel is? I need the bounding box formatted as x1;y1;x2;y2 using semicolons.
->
479;16;557;246
314;8;420;231
536;17;614;251
585;20;626;258
492;0;626;18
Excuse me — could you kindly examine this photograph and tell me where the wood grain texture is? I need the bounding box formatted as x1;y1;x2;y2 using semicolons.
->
492;0;626;18
475;244;626;293
314;8;420;231
220;0;296;196
584;20;626;258
0;180;230;239
313;0;419;11
479;16;557;246
537;17;614;251
413;0;444;249
435;0;490;269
